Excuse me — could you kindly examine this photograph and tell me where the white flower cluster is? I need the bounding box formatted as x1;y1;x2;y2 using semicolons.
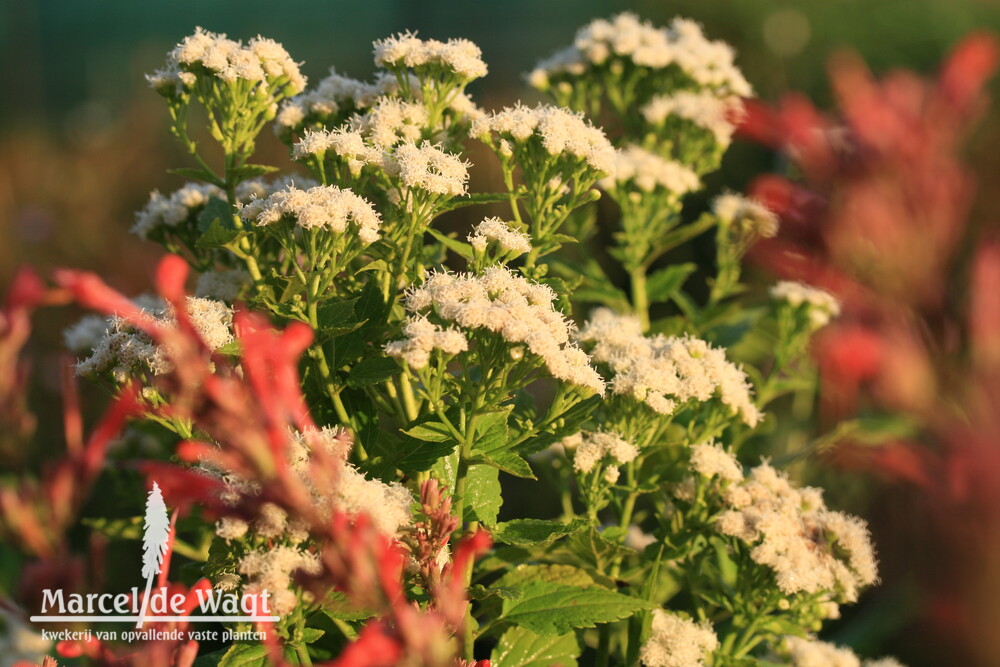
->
240;184;381;244
468;217;532;256
131;183;222;239
349;98;428;148
385;316;469;369
780;636;905;667
390;142;470;197
689;440;743;482
276;69;388;130
403;268;605;394
716;463;878;602
712;192;780;239
562;431;639;483
239;545;321;616
639;609;718;667
293;127;383;176
600;145;700;196
235;174;319;203
214;427;413;610
472;103;616;175
529;13;751;98
578;308;761;426
72;296;233;379
770;281;842;329
641;90;742;146
158;27;306;92
373;33;488;80
195;268;251;303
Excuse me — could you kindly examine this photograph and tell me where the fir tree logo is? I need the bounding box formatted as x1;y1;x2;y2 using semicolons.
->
136;482;171;629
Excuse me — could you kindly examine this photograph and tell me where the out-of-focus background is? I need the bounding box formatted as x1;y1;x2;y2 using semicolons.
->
3;1;1000;665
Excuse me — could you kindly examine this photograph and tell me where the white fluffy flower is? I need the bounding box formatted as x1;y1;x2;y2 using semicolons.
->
468;217;532;256
131;183;224;239
373;33;488;80
404;268;605;394
240;184;381;244
600;145;700;196
716;463;878;602
474;103;615;175
569;431;638;474
712;192;779;239
385;316;469;369
75;296;234;378
578;308;761;426
388;142;470;197
639;609;718;667
770;281;841;329
641;90;743;146
689;440;742;482
165;27;306;93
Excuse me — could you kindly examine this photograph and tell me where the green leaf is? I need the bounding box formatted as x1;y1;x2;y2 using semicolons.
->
465;464;502;524
300;627;325;644
197;197;235;233
491;519;588;547
196;219;244;249
321;592;376;622
482;450;535;479
496;564;598;589
491;627;580;667
403;421;455;443
436;191;512;213
469;584;524;601
168;166;222;186
565;527;634;572
646;263;696;304
230;163;281;180
500;581;653;635
348;357;400;387
426;227;474;260
214;340;241;356
215;643;270;667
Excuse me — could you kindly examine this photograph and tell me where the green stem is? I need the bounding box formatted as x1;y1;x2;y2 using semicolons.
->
630;265;650;332
596;624;611;667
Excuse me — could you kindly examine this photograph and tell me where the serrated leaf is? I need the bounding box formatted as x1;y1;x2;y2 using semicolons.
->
216;642;270;666
469;584;524;601
197;197;235;233
403;421;455;443
465;464;502;524
347;356;400;387
230;163;280;180
196;219;244;249
500;581;653;635
168;167;222;186
300;627;325;644
482;450;535;479
646;263;696;304
321;592;376;622
491;626;580;667
492;519;588;547
565;527;634;572
427;227;474;260
496;564;597;589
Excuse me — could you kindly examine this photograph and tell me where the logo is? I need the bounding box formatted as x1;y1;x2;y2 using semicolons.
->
30;482;279;632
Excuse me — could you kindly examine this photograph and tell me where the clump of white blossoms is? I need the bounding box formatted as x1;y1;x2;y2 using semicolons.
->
600;145;701;198
132;182;223;239
642;90;743;147
73;296;233;380
779;636;906;667
529;13;751;98
562;430;639;483
397;267;605;394
152;27;306;94
212;426;413;614
639;609;719;667
385;316;468;369
467;217;532;257
240;184;381;244
275;68;385;134
771;281;842;329
390;141;470;198
578;308;761;426
715;461;878;602
373;33;488;81
712;192;780;241
473;103;616;176
689;440;743;483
